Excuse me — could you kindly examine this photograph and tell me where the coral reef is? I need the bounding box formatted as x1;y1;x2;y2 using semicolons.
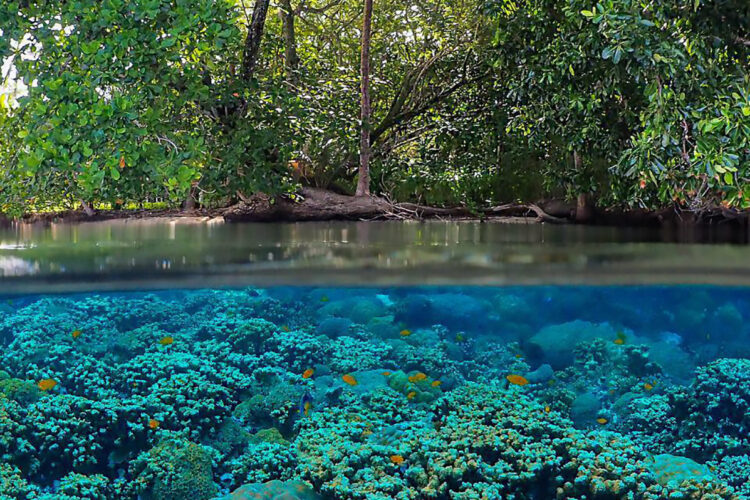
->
0;287;746;499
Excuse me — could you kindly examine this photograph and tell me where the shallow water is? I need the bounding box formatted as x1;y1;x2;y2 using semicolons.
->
1;221;749;499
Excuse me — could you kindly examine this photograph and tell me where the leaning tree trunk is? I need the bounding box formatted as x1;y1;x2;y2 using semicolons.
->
241;0;271;82
573;150;593;223
355;0;373;197
278;0;299;81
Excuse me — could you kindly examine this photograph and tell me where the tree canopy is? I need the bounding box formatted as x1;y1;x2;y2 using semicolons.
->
0;0;748;217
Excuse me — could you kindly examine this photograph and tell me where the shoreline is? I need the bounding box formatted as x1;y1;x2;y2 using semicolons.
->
3;187;749;230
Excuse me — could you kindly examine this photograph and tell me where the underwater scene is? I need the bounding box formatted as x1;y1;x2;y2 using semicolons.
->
1;285;749;500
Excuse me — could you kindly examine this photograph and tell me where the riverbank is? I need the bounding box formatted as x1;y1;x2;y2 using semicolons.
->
4;187;750;232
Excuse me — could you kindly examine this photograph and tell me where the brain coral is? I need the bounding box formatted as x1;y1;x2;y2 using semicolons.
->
129;437;217;500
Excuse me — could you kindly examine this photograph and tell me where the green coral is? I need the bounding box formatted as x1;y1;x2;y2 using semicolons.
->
130;437;217;500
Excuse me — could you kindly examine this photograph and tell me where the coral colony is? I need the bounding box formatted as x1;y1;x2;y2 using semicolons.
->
0;286;748;499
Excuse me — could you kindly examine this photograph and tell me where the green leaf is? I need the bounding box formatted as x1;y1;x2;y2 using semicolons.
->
110;166;121;180
724;172;733;185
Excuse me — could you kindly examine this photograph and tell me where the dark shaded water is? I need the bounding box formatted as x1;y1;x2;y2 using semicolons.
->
0;221;748;499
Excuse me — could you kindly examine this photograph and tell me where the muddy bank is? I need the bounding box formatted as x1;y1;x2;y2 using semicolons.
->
7;187;750;236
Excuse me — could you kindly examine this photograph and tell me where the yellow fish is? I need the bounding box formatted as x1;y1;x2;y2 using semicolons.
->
71;330;82;339
431;380;442;387
399;329;412;337
506;374;529;386
159;336;174;346
37;378;58;391
544;405;551;413
596;418;608;425
342;374;358;386
643;383;654;391
406;391;417;400
302;368;314;379
282;325;291;332
148;419;160;429
408;372;427;383
614;331;627;345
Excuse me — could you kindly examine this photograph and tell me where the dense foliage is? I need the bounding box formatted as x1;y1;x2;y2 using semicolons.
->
0;0;748;215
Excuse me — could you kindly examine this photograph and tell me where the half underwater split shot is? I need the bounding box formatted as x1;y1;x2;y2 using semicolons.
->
2;222;750;499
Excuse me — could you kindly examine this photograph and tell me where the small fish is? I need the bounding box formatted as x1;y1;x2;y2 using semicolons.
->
399;329;412;337
515;354;523;359
506;374;529;386
613;331;627;345
431;380;442;387
342;374;358;386
596;417;608;425
159;336;174;346
382;371;391;376
455;333;465;342
643;383;654;391
408;372;427;383
406;391;417;400
613;338;625;345
282;325;291;332
302;368;314;379
320;295;329;303
544;405;551;413
37;378;57;391
298;392;313;417
390;455;405;465
71;330;82;339
148;419;160;429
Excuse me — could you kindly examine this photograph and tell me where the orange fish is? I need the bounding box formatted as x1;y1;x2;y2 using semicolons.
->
390;455;405;465
382;371;391;376
506;374;529;386
148;419;160;429
431;380;442;387
302;368;314;379
399;329;412;337
71;330;82;339
408;372;427;383
342;374;358;386
596;417;608;425
407;391;417;400
159;336;174;346
515;354;523;359
643;383;654;391
613;338;625;345
37;378;57;391
282;325;291;332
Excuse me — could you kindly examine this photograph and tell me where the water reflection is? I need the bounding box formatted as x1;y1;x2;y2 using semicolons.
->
0;220;749;292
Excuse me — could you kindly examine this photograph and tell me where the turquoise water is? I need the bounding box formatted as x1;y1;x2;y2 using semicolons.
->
1;285;748;499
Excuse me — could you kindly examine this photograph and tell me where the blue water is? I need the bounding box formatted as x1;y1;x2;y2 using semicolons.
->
1;286;748;499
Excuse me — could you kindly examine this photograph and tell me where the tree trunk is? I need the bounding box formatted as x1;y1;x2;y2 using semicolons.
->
183;188;197;211
241;0;271;82
355;0;373;197
573;151;593;223
278;0;299;81
79;199;95;217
